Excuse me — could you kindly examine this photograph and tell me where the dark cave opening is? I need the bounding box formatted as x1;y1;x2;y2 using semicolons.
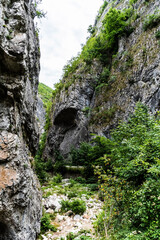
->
0;222;13;240
54;108;78;126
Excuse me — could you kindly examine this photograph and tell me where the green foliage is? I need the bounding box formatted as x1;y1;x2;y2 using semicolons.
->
63;56;80;78
99;67;110;83
75;176;86;184
67;191;78;199
102;7;132;49
40;213;57;234
53;150;66;174
35;84;54;183
61;199;86;215
66;230;92;240
81;35;108;65
34;133;47;181
34;101;54;183
81;7;132;65
52;173;62;183
34;0;46;19
87;25;96;35
70;142;92;166
82;106;91;117
34;95;54;183
143;13;160;31
90;105;118;125
38;83;53;109
129;0;138;5
97;0;108;20
155;30;160;39
93;103;160;239
52;80;64;98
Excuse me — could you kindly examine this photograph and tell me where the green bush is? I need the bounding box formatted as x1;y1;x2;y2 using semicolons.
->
81;7;132;65
70;142;92;166
53;150;66;174
67;191;78;199
95;67;110;91
155;30;160;39
61;199;86;215
40;213;57;234
34;132;53;183
52;173;62;183
88;183;98;191
143;13;160;31
63;56;80;78
75;176;86;184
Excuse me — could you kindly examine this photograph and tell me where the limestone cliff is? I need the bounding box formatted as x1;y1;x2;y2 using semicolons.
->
45;0;160;160
0;0;41;239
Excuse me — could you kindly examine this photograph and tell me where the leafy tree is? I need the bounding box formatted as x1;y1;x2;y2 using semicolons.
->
94;103;160;239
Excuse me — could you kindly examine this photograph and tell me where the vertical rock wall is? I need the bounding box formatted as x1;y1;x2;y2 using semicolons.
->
0;0;41;239
45;0;160;160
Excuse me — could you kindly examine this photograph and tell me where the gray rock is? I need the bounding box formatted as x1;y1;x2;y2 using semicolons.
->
43;194;65;212
0;0;42;239
36;96;46;135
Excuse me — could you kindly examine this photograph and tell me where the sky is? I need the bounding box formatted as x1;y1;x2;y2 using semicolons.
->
38;0;103;89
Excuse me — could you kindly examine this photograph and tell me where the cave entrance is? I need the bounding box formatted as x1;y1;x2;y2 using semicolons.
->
54;108;78;126
0;222;13;240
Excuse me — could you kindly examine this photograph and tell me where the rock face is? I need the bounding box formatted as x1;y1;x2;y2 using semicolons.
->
44;61;102;159
36;96;46;135
45;0;160;160
0;0;41;239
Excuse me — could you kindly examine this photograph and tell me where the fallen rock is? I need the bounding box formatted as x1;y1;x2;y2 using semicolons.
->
73;215;82;221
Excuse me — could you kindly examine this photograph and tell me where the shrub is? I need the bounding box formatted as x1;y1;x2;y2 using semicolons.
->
102;7;132;49
143;13;160;31
61;199;86;215
53;150;66;174
70;142;92;166
34;132;52;183
75;177;86;184
52;173;62;183
88;183;98;191
155;30;160;39
63;55;80;78
67;191;78;199
40;213;57;234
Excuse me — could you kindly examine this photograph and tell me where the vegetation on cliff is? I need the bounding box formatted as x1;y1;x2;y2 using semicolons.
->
38;82;53;109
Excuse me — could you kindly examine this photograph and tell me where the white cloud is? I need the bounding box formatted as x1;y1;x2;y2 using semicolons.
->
38;0;103;88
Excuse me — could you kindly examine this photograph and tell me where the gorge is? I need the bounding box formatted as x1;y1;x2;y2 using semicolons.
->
0;0;160;239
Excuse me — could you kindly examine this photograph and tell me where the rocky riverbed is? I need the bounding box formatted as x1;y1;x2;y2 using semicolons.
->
38;178;103;240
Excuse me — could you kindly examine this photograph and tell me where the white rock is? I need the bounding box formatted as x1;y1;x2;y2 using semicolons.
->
73;215;82;220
